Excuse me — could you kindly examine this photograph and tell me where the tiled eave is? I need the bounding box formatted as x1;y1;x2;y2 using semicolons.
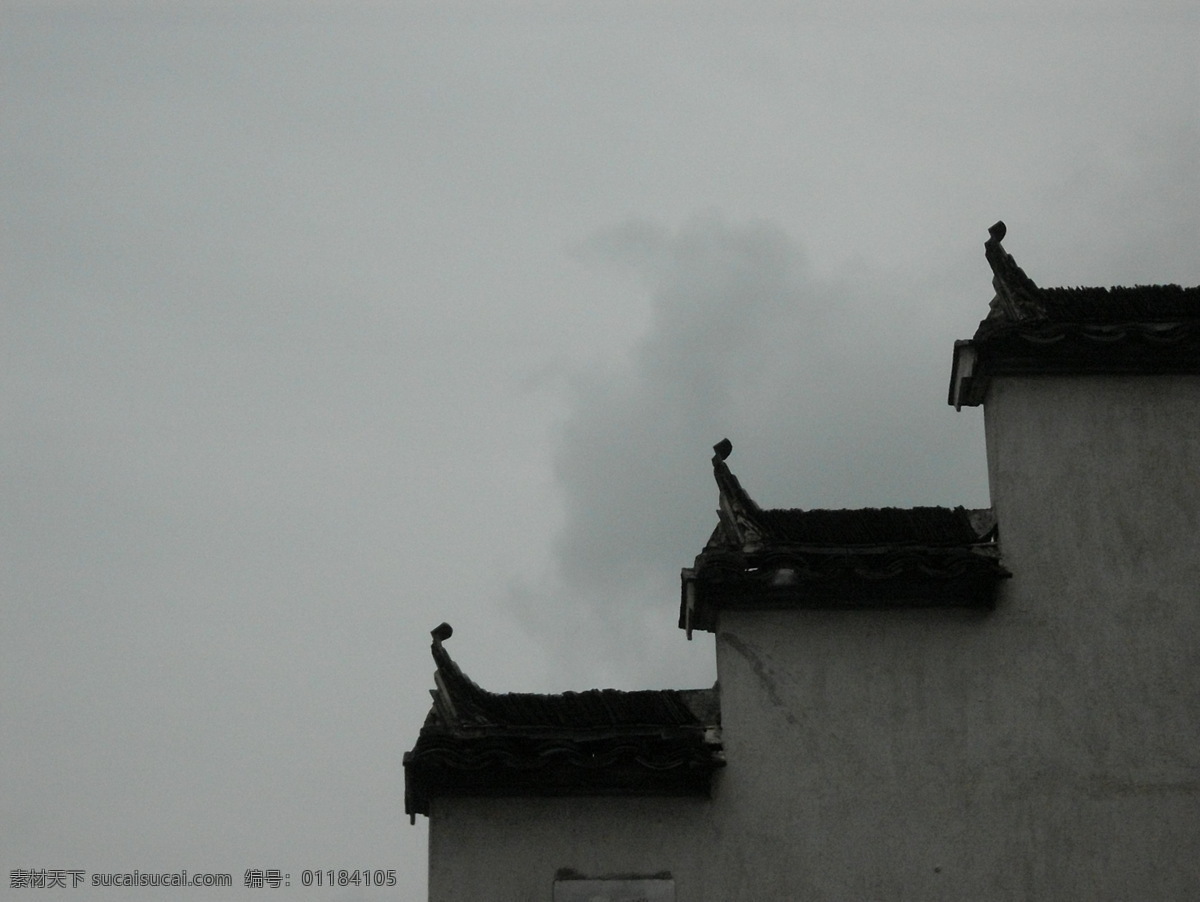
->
403;625;723;819
949;223;1200;409
404;727;721;817
950;323;1200;408
680;544;1007;636
681;442;1008;636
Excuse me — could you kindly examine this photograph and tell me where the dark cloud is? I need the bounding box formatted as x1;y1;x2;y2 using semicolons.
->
514;213;991;688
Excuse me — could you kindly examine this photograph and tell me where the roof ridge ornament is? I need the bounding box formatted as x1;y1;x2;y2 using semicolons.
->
427;622;497;732
709;439;766;551
983;220;1044;325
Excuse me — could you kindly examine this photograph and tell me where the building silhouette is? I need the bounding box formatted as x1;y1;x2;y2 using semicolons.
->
405;224;1200;901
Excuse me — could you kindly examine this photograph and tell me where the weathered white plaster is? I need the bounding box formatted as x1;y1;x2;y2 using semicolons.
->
706;373;1200;899
427;796;716;902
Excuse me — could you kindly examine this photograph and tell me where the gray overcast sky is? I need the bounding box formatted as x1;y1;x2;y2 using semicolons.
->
3;2;1197;899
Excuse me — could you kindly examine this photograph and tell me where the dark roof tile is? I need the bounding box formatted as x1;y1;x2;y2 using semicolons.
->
429;635;710;732
1032;284;1200;324
753;506;984;547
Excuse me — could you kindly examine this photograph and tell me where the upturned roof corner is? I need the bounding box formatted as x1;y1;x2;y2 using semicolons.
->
950;222;1200;409
681;444;1008;636
404;625;724;821
709;438;766;550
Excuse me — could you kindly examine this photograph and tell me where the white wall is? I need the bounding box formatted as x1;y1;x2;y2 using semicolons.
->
427;795;717;902
709;374;1200;899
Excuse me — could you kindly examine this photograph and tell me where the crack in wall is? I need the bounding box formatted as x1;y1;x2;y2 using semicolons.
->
720;632;798;726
